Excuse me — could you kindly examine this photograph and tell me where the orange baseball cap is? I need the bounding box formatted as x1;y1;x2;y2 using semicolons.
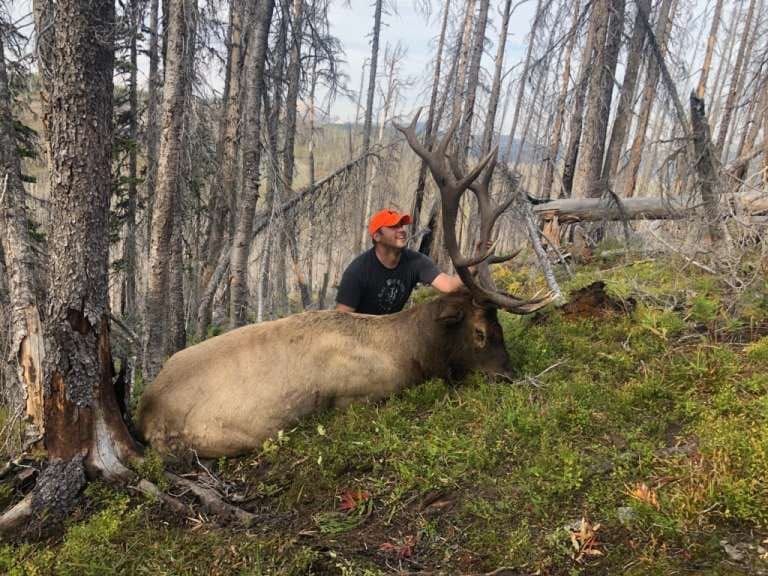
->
368;209;412;237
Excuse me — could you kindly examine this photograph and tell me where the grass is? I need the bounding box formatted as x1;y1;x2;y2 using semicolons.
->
2;255;768;574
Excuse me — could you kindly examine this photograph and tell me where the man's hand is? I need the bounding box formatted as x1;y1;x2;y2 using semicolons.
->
335;303;356;313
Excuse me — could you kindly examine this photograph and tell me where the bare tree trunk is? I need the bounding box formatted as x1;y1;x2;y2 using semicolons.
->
282;0;311;310
451;0;477;128
504;0;543;164
200;0;244;328
480;0;513;156
690;94;725;243
0;0;140;536
541;0;581;200
602;0;648;185
0;36;45;436
457;0;490;166
714;0;756;158
122;0;141;322
561;4;601;196
357;0;383;253
695;0;724;99
722;0;763;161
143;0;195;382
229;0;276;328
571;0;625;199
622;0;676;198
144;0;161;255
409;0;451;246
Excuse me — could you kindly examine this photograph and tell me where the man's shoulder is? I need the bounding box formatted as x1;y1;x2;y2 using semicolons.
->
342;248;374;277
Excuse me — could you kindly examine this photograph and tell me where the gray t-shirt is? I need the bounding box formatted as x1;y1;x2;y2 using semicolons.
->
336;248;440;314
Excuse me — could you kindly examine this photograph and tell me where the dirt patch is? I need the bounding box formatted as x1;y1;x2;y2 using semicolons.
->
560;281;635;319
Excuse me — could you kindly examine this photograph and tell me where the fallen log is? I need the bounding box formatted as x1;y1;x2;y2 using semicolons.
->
532;192;768;223
532;196;690;222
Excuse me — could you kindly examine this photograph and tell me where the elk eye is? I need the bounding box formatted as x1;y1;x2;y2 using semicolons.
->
474;327;487;348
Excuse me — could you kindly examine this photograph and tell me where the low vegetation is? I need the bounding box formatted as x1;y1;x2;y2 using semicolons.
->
2;253;767;575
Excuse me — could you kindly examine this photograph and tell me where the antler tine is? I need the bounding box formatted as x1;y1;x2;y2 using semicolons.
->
436;114;462;159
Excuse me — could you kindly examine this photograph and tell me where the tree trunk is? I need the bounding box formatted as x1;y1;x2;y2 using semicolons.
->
0;36;45;435
690;94;726;243
622;0;676;198
504;0;543;164
602;0;648;185
451;0;477;128
457;0;490;166
480;0;513;156
357;0;383;253
714;0;756;159
409;0;451;247
229;0;276;328
695;0;724;99
541;0;581;200
144;0;161;256
571;0;626;199
143;0;195;383
199;0;245;334
282;0;311;310
0;0;140;536
561;3;601;196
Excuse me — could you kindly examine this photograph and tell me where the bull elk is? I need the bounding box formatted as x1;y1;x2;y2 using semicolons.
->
137;111;556;457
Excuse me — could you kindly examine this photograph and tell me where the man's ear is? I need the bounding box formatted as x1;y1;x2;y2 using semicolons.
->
437;300;465;325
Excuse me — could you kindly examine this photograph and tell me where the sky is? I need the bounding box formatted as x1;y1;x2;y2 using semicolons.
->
323;0;538;122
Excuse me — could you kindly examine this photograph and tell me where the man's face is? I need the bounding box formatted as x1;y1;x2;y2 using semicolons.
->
375;222;408;249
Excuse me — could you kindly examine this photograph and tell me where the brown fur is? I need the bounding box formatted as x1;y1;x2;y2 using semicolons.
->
137;291;511;457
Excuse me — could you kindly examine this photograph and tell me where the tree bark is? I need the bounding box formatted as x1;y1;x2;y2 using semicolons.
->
229;0;276;328
504;0;543;164
122;0;141;323
695;0;724;99
457;0;490;166
714;0;756;159
0;0;140;536
480;0;513;156
622;0;676;198
143;0;195;382
0;36;45;433
602;0;648;185
409;0;451;247
451;0;477;131
690;94;725;243
282;0;312;310
200;0;245;318
541;0;580;200
571;0;626;199
357;0;383;253
561;3;601;196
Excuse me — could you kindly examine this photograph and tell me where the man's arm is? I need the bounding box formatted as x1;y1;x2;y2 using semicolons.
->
429;272;464;294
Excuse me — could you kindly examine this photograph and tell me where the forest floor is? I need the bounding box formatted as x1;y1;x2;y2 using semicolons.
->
2;249;768;575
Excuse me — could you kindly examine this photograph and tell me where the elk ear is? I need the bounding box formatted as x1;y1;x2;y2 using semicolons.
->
473;326;487;348
437;300;465;325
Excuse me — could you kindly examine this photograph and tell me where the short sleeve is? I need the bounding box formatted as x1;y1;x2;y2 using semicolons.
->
413;252;440;285
336;261;362;310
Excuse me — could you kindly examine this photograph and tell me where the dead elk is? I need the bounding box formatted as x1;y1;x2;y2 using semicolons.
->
137;112;555;458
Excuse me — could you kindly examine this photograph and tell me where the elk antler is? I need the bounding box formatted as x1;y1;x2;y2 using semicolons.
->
395;109;556;314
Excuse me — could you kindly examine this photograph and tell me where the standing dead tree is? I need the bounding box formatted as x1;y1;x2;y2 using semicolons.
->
144;0;197;382
0;34;44;445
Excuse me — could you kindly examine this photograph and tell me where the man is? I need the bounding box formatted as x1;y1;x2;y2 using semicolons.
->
336;209;464;314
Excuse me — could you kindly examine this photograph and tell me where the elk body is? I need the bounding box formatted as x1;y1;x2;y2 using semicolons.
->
137;291;512;457
137;110;555;458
